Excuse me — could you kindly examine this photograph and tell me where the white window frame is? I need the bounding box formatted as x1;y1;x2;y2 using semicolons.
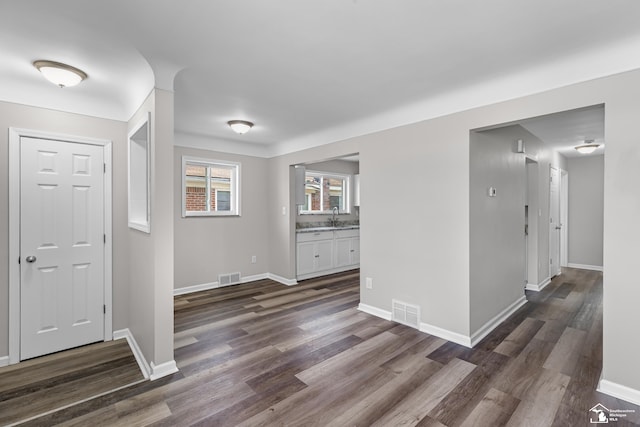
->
182;156;241;217
300;170;351;214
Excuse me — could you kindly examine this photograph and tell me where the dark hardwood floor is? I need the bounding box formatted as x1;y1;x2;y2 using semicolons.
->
0;339;144;426
7;268;640;426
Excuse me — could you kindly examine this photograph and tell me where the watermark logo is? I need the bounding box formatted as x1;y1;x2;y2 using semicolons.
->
590;403;636;423
590;404;609;423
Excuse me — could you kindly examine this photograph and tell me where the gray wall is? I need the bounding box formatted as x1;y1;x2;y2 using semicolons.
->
568;154;604;268
173;145;270;289
469;125;568;331
470;126;527;332
127;89;175;368
0;101;129;358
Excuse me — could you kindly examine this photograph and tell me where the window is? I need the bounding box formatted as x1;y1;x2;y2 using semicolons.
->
182;156;240;217
300;171;350;214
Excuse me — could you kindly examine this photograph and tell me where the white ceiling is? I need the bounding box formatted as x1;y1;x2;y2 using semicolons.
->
1;1;639;156
519;105;604;158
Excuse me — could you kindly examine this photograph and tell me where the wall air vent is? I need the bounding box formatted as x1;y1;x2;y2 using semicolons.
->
392;299;420;329
218;272;241;287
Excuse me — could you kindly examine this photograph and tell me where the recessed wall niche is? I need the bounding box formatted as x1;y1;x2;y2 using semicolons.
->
128;113;151;233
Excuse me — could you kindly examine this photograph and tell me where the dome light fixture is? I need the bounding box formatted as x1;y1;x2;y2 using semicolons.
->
574;140;600;155
33;60;88;88
227;120;253;135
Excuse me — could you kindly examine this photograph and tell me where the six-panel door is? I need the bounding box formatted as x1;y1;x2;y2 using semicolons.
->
20;136;105;360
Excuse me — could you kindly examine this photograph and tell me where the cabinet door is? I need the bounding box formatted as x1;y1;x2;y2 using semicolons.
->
316;240;334;271
351;238;360;265
297;241;317;276
335;238;352;268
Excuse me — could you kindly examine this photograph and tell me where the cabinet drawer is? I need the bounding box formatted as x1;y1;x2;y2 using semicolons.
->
334;229;359;239
297;230;334;242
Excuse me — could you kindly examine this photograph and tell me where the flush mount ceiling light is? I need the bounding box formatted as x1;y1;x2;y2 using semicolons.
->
227;120;253;135
33;60;88;88
574;140;600;154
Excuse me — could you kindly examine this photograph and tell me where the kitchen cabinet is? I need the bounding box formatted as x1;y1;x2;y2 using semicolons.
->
335;230;360;268
296;228;360;279
296;231;334;277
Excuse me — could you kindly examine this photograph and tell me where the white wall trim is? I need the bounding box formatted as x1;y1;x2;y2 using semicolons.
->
174;281;220;296
525;277;551;292
150;360;179;381
360;297;527;350
420;322;472;347
357;303;392;321
267;273;298;286
113;328;150;380
598;378;640;407
174;272;298;296
568;263;603;272
470;295;528;347
358;303;472;347
0;356;9;368
8;128;113;364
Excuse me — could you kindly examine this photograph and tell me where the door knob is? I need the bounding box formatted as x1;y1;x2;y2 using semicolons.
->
25;255;36;263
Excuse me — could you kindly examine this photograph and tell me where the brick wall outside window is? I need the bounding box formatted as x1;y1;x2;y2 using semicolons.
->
185;186;219;211
186;187;206;211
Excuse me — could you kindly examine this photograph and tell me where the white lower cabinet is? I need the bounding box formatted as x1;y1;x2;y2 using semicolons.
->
296;239;334;276
335;237;360;268
296;228;360;280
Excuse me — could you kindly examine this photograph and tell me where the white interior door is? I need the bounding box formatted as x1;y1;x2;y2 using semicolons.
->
549;166;561;278
20;136;105;360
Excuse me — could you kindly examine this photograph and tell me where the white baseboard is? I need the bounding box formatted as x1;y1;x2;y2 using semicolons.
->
0;356;8;368
174;281;220;296
568;263;603;272
420;322;472;347
598;378;640;406
150;360;179;381
358;303;472;347
113;328;150;379
174;272;298;296
357;303;392;321
526;277;551;292
267;273;298;286
470;295;528;347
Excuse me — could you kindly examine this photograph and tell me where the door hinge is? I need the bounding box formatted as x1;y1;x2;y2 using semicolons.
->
18;256;20;264
104;163;106;173
103;304;106;314
104;234;106;244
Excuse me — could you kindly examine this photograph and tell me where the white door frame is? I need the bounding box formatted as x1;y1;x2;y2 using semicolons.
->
549;166;559;278
8;128;113;365
560;169;569;267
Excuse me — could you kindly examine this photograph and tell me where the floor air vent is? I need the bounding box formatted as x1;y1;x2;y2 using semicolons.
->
219;272;241;287
392;300;420;329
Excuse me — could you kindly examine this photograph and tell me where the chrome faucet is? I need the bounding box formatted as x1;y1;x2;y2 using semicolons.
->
331;206;339;227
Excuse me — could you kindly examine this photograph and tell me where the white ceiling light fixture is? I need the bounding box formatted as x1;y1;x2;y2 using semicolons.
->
227;120;253;135
33;60;88;88
574;140;600;154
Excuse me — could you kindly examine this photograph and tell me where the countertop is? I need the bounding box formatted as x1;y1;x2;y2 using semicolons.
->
296;225;360;233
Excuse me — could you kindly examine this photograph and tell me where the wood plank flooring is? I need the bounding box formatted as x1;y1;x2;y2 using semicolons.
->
6;268;640;426
0;339;145;426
